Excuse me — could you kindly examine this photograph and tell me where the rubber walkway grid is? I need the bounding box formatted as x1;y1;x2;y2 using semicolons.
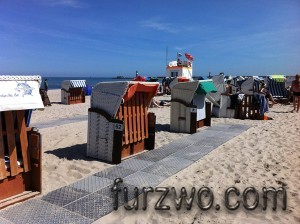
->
0;124;250;223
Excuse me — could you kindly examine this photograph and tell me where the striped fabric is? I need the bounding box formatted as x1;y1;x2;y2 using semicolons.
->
70;80;86;88
266;77;287;98
61;80;86;91
0;75;42;86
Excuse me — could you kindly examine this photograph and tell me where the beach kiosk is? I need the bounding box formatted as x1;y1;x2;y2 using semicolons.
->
170;80;217;133
87;81;159;164
166;53;193;80
61;80;86;104
0;75;43;209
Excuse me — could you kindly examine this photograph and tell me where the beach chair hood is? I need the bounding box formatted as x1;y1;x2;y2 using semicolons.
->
172;80;216;104
61;80;86;91
0;75;44;111
207;74;225;104
91;81;159;118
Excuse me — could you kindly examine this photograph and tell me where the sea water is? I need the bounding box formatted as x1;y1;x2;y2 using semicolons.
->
43;77;164;90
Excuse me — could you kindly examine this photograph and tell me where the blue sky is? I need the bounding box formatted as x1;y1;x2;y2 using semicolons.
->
0;0;299;77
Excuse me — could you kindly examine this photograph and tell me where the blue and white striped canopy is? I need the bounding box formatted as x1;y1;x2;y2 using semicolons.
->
61;80;86;90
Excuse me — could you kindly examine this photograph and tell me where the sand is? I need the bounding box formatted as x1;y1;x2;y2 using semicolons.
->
30;89;300;224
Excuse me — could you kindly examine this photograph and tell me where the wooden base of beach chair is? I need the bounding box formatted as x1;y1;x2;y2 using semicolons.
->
119;112;156;160
61;88;85;105
235;95;263;120
0;111;42;209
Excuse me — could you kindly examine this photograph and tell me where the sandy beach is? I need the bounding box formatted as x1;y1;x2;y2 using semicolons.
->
30;89;300;224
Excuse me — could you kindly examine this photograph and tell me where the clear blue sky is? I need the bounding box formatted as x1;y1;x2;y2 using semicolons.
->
0;0;299;77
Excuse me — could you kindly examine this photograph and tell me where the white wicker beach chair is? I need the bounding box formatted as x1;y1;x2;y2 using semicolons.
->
170;80;216;133
61;80;86;104
87;81;159;164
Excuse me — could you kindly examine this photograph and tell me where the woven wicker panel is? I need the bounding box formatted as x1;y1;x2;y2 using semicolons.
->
219;95;231;118
207;74;225;102
171;81;199;104
170;101;192;133
170;101;180;132
91;82;129;117
241;77;254;95
87;111;115;162
0;75;42;84
193;94;206;121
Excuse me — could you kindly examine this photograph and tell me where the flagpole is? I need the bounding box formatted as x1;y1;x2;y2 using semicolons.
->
166;46;168;66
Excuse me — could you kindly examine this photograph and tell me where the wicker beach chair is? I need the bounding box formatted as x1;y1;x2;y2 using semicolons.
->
87;81;159;164
236;76;264;119
61;80;86;104
170;80;217;133
206;74;236;118
265;76;288;104
0;75;43;209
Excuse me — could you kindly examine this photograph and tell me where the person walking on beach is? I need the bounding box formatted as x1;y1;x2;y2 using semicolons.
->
291;74;300;112
43;79;48;92
260;83;277;107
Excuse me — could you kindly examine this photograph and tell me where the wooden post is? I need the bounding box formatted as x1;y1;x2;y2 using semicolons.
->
145;113;156;150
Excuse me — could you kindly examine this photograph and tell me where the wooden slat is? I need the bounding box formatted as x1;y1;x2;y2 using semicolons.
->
136;93;141;141
16;111;30;172
140;93;145;140
4;111;18;176
132;94;137;142
144;94;149;139
123;101;129;145
0;112;7;179
128;99;133;144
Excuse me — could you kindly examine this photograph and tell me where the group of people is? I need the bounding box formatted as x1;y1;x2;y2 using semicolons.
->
224;74;300;112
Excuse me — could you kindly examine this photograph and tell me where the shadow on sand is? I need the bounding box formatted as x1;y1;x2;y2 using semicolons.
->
45;143;90;160
155;124;170;132
45;143;116;164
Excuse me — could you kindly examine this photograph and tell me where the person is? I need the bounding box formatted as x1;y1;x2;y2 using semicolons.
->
43;78;48;92
150;97;162;108
291;74;300;112
225;80;232;94
177;58;182;66
260;83;277;107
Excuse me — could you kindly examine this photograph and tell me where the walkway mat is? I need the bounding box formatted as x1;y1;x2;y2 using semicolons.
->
0;124;250;223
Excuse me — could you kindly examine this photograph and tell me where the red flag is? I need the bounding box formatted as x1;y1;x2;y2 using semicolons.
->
185;53;194;61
